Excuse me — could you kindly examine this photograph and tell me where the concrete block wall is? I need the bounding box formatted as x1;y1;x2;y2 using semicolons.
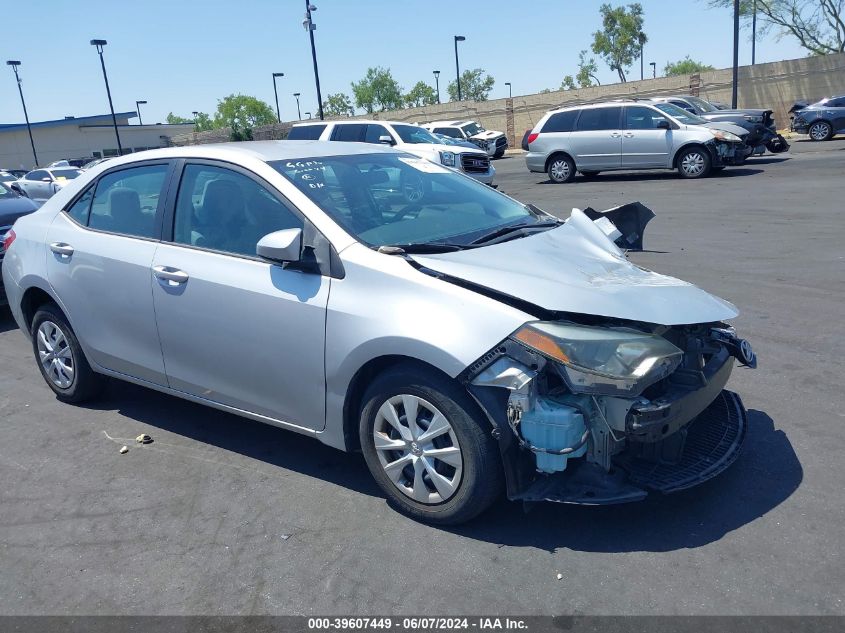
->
170;52;845;147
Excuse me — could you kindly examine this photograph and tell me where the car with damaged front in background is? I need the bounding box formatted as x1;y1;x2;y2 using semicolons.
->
3;141;756;525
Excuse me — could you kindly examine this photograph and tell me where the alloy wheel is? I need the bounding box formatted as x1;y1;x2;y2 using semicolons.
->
550;159;571;182
36;321;75;389
372;394;463;504
809;122;830;141
681;151;706;176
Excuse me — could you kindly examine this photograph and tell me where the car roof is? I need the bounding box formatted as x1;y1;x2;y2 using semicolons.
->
292;120;424;127
82;140;405;168
426;121;469;126
549;100;647;114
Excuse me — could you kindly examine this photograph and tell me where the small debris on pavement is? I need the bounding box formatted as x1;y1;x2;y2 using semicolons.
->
135;434;153;444
119;446;129;454
556;573;563;580
281;534;291;540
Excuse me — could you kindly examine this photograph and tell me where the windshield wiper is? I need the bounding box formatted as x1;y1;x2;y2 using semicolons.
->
376;243;465;254
469;219;561;246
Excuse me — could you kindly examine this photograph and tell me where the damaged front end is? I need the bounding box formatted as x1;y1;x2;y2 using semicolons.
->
462;320;756;505
707;137;753;167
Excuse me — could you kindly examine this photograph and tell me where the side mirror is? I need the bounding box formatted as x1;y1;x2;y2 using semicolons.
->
41;177;52;182
256;228;302;263
656;120;671;130
378;135;395;145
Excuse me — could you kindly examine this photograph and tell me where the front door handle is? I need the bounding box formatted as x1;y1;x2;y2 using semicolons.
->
50;242;74;257
152;265;189;284
623;132;635;138
610;132;622;138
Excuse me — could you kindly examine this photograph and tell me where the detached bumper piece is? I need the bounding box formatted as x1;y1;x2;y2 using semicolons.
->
515;390;747;505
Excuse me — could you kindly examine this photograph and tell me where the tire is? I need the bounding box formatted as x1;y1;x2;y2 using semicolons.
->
580;170;601;179
359;364;504;525
676;146;712;179
493;148;505;159
808;120;833;142
547;154;576;183
31;304;105;403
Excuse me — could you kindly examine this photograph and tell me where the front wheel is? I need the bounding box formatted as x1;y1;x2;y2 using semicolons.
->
359;365;503;525
547;155;576;183
31;304;105;403
677;147;712;179
493;148;505;159
808;121;833;141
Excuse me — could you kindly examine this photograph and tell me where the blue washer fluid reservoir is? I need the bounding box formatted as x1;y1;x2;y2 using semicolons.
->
519;397;588;473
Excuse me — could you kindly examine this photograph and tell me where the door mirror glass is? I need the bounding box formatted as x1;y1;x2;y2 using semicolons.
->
656;119;671;130
42;177;52;182
256;228;302;263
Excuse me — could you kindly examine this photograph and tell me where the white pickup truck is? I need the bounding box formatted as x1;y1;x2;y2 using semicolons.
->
288;120;495;188
422;120;508;158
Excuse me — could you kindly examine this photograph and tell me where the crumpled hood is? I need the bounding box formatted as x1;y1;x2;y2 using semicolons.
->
469;129;505;141
700;121;750;137
411;210;738;326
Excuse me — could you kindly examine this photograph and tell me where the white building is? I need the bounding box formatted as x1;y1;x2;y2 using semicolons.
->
0;111;195;170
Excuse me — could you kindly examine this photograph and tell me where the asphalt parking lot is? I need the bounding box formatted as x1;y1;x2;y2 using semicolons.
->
1;138;844;616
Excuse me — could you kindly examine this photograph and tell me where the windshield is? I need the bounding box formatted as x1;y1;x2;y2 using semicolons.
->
685;95;718;113
0;173;17;183
49;169;83;180
653;103;708;126
272;153;542;248
461;122;484;136
0;182;19;198
392;125;443;145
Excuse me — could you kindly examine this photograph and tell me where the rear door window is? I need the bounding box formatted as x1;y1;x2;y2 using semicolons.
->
574;107;622;131
27;170;49;181
330;124;367;142
364;124;391;144
542;110;578;133
87;164;169;238
433;127;461;138
287;125;327;140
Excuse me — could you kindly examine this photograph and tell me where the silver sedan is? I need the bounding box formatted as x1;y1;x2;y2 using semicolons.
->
2;141;756;524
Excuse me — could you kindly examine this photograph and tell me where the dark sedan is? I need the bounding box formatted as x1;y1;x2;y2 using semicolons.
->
0;182;39;304
790;95;845;141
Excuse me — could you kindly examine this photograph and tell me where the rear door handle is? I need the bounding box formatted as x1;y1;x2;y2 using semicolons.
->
623;132;635;138
152;265;189;284
50;242;74;257
610;132;622;138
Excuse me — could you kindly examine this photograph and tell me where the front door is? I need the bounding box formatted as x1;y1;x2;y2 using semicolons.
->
621;106;673;168
568;106;623;170
151;161;329;430
45;162;172;384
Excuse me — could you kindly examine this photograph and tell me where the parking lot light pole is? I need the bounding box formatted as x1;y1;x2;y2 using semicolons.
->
272;72;284;122
454;36;465;101
505;82;512;98
5;61;38;167
192;111;199;128
303;2;324;120
135;100;147;125
90;39;122;155
639;33;646;80
433;70;440;103
649;62;656;79
751;0;757;65
293;93;302;120
305;112;312;119
731;0;740;108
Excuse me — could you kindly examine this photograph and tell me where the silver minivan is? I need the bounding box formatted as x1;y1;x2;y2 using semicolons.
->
525;101;751;182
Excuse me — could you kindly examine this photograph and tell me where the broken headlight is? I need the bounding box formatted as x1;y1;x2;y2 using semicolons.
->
511;322;683;396
709;128;743;143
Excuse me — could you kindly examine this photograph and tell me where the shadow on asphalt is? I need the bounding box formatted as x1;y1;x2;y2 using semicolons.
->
450;409;802;553
746;156;791;165
537;168;765;185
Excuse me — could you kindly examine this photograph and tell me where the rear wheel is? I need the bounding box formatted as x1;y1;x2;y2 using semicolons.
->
359;365;503;525
808;121;833;141
493;148;506;159
677;146;712;179
547;155;576;183
31;304;105;403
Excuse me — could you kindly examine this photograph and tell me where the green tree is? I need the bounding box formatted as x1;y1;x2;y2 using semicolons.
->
322;93;355;117
561;76;578;90
591;3;647;82
351;67;404;113
664;56;716;76
404;81;438;107
166;112;192;124
194;112;213;132
446;68;495;101
212;94;276;141
562;50;602;90
705;0;844;55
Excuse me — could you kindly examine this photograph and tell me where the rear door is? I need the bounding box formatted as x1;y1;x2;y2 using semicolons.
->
568;106;623;170
330;123;367;142
45;161;173;384
622;105;673;168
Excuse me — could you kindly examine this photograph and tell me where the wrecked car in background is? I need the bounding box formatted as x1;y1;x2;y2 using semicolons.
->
790;95;845;141
422;120;509;158
648;95;789;154
3;141;755;525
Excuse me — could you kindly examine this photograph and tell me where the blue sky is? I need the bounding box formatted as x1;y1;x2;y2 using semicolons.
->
1;0;807;125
